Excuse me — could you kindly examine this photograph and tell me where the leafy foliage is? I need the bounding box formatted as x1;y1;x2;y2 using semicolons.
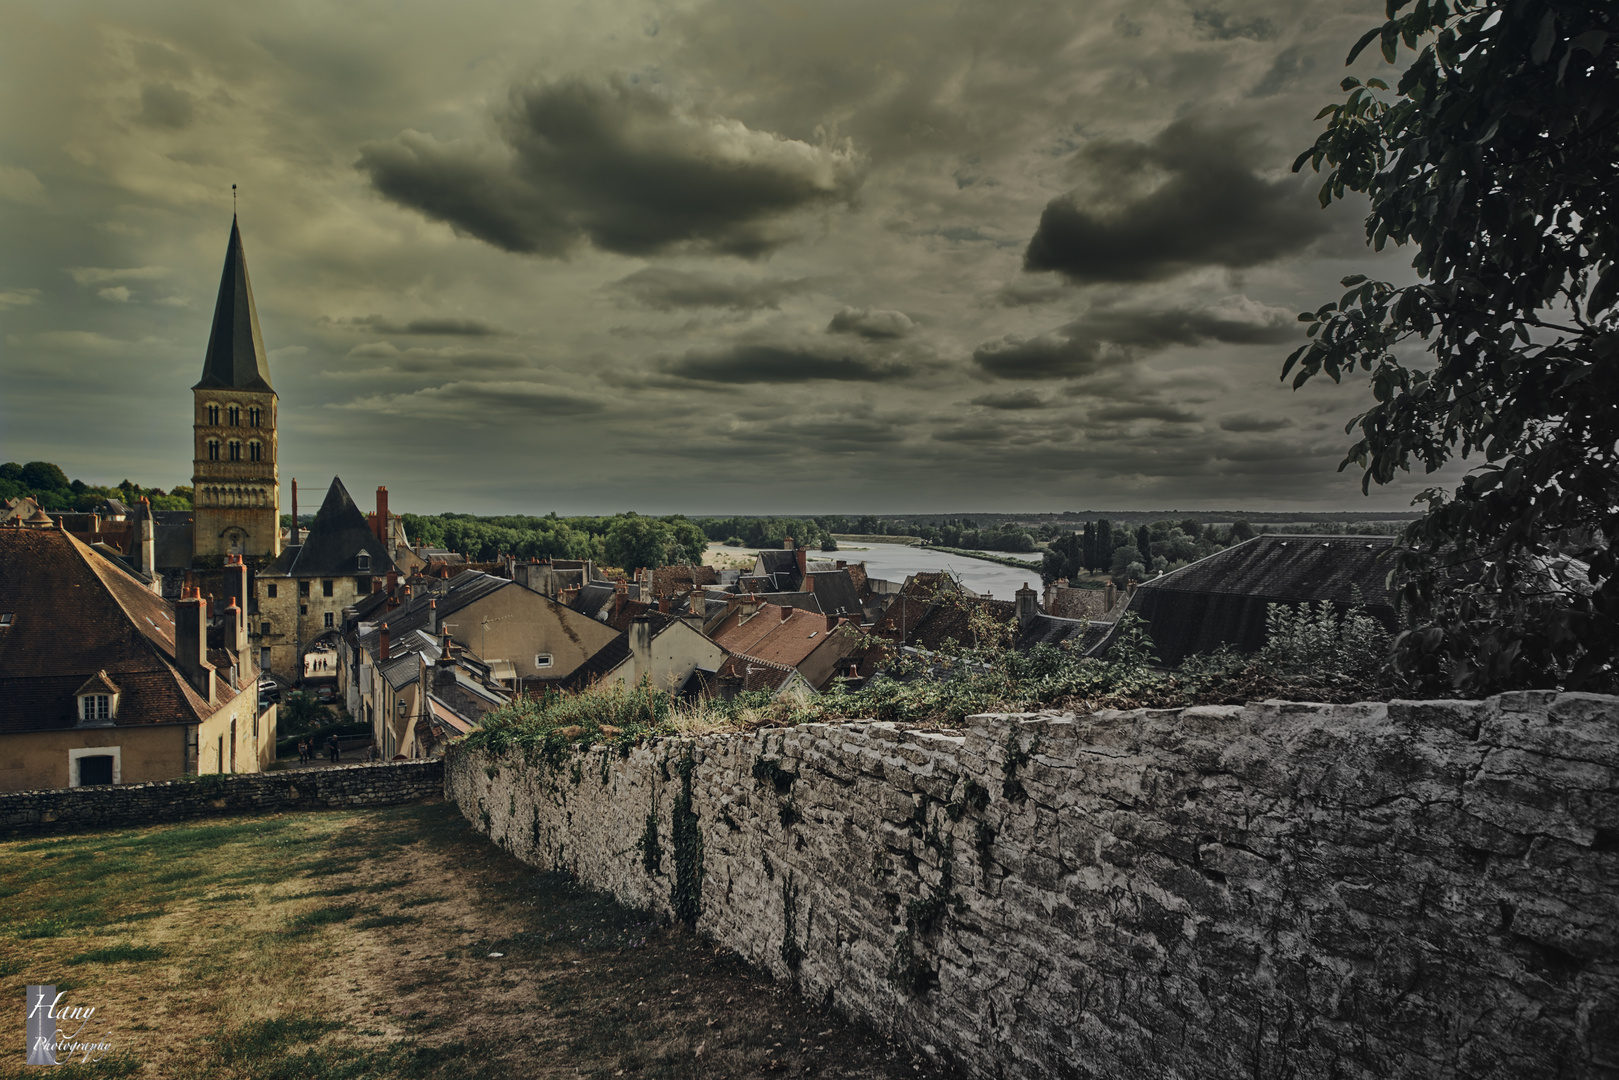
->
1290;0;1619;692
0;460;190;513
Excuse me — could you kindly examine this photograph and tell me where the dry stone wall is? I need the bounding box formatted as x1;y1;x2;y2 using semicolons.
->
0;760;444;837
445;693;1619;1079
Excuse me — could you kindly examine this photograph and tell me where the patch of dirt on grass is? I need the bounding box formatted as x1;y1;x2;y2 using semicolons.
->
0;802;955;1080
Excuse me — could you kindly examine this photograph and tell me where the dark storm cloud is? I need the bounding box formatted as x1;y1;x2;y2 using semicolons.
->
1220;413;1295;432
137;84;194;129
1022;118;1329;283
826;307;914;339
607;267;814;311
1091;402;1200;424
1191;4;1278;41
358;76;862;259
328;314;507;336
663;342;914;384
1250;45;1316;96
970;390;1050;411
973;298;1293;380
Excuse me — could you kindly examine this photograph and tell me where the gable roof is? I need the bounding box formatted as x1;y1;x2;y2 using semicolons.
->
1103;535;1398;664
194;217;274;394
267;477;396;579
805;570;862;619
711;602;835;670
0;528;218;734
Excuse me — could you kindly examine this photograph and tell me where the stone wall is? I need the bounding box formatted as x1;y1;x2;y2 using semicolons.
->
0;760;443;837
446;693;1619;1079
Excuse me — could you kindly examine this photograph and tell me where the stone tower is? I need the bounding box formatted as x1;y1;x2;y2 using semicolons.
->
191;217;281;561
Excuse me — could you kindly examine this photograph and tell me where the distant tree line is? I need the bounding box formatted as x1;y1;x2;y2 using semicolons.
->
0;461;192;513
400;511;707;573
1041;519;1262;587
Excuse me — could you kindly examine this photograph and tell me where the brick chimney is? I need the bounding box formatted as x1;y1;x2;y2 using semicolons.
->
1015;582;1039;632
783;536;795;551
175;589;216;701
374;486;389;543
290;479;298;543
427;598;438;633
138;498;156;579
781;604;794;622
658;597;672;614
826;611;838;632
224;554;248;614
379;625;391;661
796;547;808;579
225;596;247;656
630;614;654;683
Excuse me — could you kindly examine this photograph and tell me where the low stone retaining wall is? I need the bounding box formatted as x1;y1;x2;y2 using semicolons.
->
0;760;444;837
446;693;1619;1079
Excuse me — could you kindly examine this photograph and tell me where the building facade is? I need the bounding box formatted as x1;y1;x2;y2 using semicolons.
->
191;217;281;562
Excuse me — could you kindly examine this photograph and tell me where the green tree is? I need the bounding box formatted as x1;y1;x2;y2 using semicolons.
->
19;462;70;491
1290;0;1619;692
603;515;675;572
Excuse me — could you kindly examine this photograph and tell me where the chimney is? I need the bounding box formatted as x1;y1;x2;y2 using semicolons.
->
175;589;216;701
225;596;247;656
826;611;838;632
783;536;794;551
428;598;437;633
290;479;298;542
740;595;758;619
630;614;654;683
224;554;248;614
374;486;389;544
1015;582;1039;632
380;625;391;661
796;547;808;579
138;498;156;579
1105;581;1116;611
836;560;846;570
658;597;672;614
781;604;794;622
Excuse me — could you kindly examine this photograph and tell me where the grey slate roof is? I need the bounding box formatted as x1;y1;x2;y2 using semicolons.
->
1098;535;1398;665
194;217;274;394
266;477;396;579
805;570;862;619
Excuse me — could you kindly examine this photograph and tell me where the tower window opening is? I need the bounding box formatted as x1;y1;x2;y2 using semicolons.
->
207;404;220;425
207;439;221;461
227;405;240;426
228;440;241;462
249;441;261;462
248;406;261;427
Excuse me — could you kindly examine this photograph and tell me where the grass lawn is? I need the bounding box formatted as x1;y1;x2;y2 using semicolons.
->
0;802;946;1079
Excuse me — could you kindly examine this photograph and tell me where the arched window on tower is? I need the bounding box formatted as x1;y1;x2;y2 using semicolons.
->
207;404;220;426
207;439;221;461
249;406;261;427
248;441;261;462
228;441;241;462
227;405;240;426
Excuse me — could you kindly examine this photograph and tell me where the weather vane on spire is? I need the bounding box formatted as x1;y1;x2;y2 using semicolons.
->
232;183;237;215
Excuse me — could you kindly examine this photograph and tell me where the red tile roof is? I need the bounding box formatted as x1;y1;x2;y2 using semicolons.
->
0;528;222;734
711;602;831;670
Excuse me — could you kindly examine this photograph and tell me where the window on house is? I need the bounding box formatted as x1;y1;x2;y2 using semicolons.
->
77;755;114;786
249;406;261;427
300;604;308;616
261;622;271;636
0;613;11;628
356;577;371;594
207;440;220;461
266;584;277;598
356;553;371;572
228;441;241;462
534;653;553;668
228;405;240;426
248;441;261;462
324;611;334;629
322;580;333;597
80;695;111;722
207;404;220;425
299;581;310;597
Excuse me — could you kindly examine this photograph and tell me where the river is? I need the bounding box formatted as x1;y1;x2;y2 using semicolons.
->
706;541;1045;600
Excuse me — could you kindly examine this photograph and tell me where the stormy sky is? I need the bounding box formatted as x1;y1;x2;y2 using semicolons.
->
0;0;1429;515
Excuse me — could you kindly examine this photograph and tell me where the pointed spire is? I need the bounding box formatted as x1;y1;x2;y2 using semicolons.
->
194;216;274;393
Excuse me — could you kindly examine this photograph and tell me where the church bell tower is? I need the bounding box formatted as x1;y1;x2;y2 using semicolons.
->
191;217;280;560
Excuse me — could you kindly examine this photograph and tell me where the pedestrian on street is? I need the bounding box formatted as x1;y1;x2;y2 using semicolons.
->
327;734;339;764
297;739;308;764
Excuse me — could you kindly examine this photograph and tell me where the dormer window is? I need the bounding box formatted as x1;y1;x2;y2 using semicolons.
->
74;671;120;726
0;613;12;628
356;552;371;572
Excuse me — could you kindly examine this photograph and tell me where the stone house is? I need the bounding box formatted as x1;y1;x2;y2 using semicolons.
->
254;477;397;681
709;597;864;693
540;612;728;694
0;525;271;792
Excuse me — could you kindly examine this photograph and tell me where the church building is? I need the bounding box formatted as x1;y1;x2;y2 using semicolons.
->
190;217;281;561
